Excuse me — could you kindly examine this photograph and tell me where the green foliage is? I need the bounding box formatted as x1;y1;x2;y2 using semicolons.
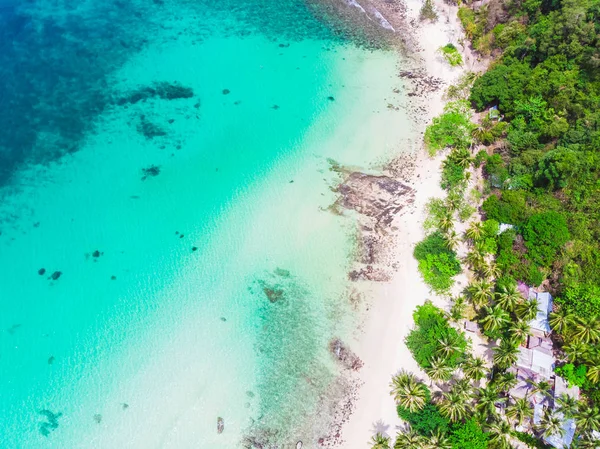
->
397;402;449;436
482;154;509;188
414;233;461;292
441;156;466;191
420;0;438;22
481;191;527;225
555;363;587;387
405;302;468;369
449;419;489;449
522;211;570;267
424;101;474;154
514;431;551;449
439;43;463;66
557;283;600;317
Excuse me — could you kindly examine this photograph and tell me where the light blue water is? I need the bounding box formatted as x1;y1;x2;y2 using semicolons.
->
0;0;411;447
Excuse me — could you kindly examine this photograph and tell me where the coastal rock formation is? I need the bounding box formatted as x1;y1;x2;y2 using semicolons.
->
336;172;414;228
329;338;363;371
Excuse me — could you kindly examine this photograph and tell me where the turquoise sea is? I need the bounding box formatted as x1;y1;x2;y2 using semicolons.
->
0;0;413;447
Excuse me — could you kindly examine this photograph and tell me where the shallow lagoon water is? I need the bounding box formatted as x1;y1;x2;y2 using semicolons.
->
0;0;413;447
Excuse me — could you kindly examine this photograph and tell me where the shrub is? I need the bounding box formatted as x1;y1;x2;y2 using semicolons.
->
424;101;474;154
555;363;587;387
405;302;468;369
481;191;527;225
557;283;600;317
420;0;438;22
522;211;570;267
441;158;465;191
450;419;489;449
397;402;449;435
414;233;461;292
439;43;463;66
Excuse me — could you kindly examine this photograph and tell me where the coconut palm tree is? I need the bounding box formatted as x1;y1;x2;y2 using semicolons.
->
390;375;427;413
444;229;460;252
573;316;600;344
516;299;539;322
495;285;522;313
526;379;553;400
426;357;453;384
482;262;502;280
506;397;533;427
452;376;472;397
474;386;505;422
453;148;473;168
439;390;470;422
424;430;451;449
469;280;494;309
462;356;487;381
555;393;579;419
486;419;513;449
576;406;600;434
450;296;467;322
508;320;531;345
465;221;484;242
394;429;423;449
446;190;463;212
549;307;576;334
587;364;600;384
438;213;454;233
464;249;484;268
371;433;391;449
536;410;565;439
481;305;510;333
493;339;520;370
437;335;462;359
492;371;517;393
564;341;589;363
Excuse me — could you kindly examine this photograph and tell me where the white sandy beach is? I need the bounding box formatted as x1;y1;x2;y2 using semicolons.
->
338;0;476;446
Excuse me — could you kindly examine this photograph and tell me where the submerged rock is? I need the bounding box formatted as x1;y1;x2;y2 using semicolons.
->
116;81;194;105
94;414;102;424
38;409;62;436
217;417;224;434
141;165;161;181
329;338;363;371
348;265;391;282
38;268;46;275
222;89;231;95
48;356;55;365
49;271;62;281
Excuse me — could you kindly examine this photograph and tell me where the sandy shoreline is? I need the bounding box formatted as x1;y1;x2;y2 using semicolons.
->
336;0;475;446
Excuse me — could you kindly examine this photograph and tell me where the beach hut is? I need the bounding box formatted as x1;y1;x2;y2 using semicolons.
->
528;290;553;334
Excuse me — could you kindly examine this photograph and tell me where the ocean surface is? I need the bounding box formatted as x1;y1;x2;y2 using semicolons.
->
0;0;414;447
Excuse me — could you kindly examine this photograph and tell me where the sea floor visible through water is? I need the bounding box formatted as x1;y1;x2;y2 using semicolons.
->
0;0;417;447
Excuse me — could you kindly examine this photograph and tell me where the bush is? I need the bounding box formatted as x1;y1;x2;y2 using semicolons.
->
522;211;570;267
420;0;438;22
481;190;527;225
441;158;465;191
450;419;489;449
397;402;449;435
439;43;463;66
405;302;468;369
557;283;600;317
555;363;587;387
414;233;461;292
424;101;474;154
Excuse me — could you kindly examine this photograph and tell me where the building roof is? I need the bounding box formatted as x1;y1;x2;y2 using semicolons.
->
528;290;553;333
464;321;479;333
544;416;576;449
509;368;539;399
517;347;555;378
554;376;580;401
527;336;554;355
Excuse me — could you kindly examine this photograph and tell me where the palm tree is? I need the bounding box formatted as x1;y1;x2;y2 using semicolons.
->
437;335;462;358
444;230;460;251
481;305;510;333
564;341;589;363
371;433;391;449
549;307;576;334
438;213;454;233
587;364;600;384
526;379;553;400
474;386;505;421
394;429;423;449
424;430;451;449
536;411;565;439
506;397;533;427
576;406;600;434
462;356;487;381
452;377;472;397
446;190;463;212
516;299;539;322
426;357;453;384
465;221;484;242
555;393;579;419
573;316;600;344
486;419;512;449
508;320;531;345
492;371;517;393
495;285;522;313
482;262;502;280
450;296;467;322
464;250;484;268
390;374;427;413
439;390;470;422
469;281;494;309
493;339;519;370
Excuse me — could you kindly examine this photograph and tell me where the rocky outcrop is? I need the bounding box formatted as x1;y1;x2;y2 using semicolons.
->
329;338;363;371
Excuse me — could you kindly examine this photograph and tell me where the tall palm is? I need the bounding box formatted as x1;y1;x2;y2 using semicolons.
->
462;356;487;381
509;320;531;345
587;364;600;384
555;393;579;419
486;419;512;449
426;357;453;384
564;341;589;363
474;386;505;421
465;221;484;242
444;230;460;252
439;390;470;422
464;250;484;269
424;430;451;449
453;148;473;168
437;335;462;358
576;406;600;434
572;316;600;344
516;299;539;322
371;433;391;449
450;296;467;322
492;371;517;393
393;429;423;449
452;377;472;397
482;262;502;280
549;307;576;334
438;213;454;233
390;375;427;413
469;281;494;309
493;339;520;370
526;379;553;400
495;285;522;313
480;305;510;333
536;411;565;439
506;397;533;427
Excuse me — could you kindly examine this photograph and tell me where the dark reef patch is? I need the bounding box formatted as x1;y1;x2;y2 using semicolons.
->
115;81;194;105
141;165;161;181
38;409;62;436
